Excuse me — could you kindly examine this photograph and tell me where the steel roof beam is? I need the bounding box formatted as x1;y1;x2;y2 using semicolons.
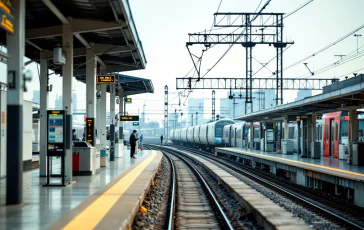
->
40;44;135;59
26;18;126;39
73;64;137;76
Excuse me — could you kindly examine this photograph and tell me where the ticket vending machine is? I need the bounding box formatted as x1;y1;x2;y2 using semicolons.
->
265;128;275;152
43;110;70;187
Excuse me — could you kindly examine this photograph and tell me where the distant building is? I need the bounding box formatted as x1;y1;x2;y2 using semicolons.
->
220;90;276;119
188;98;204;126
54;92;78;112
32;90;40;104
295;90;312;101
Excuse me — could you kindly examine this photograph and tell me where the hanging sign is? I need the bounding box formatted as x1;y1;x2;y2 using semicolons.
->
120;115;139;121
96;75;115;84
0;0;14;34
124;98;132;103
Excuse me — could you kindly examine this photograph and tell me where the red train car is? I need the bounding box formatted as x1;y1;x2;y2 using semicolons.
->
323;111;364;158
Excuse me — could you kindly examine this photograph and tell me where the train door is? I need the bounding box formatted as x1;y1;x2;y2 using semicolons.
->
234;128;237;147
330;119;335;157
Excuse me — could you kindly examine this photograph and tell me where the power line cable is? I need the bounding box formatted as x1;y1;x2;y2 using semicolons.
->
283;23;364;71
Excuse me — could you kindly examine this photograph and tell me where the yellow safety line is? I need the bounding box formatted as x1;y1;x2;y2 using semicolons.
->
62;151;157;230
226;148;364;177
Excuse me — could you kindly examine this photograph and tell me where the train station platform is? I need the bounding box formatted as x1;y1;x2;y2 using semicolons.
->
0;150;162;230
216;147;364;207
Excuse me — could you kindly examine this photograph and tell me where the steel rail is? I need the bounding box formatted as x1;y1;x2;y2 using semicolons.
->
174;145;364;230
146;145;234;230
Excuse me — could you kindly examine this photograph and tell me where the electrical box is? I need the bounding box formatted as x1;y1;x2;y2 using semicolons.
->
53;46;66;65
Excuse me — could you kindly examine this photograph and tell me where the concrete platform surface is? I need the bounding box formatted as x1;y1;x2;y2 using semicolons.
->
217;148;364;182
0;150;162;230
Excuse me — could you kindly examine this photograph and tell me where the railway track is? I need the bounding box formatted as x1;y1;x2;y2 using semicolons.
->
146;146;233;230
156;144;364;230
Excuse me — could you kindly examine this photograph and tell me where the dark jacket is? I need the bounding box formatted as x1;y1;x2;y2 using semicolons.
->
130;133;137;146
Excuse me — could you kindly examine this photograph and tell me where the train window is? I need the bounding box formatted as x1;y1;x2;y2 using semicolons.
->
340;120;348;137
236;130;241;139
326;124;328;140
335;122;339;141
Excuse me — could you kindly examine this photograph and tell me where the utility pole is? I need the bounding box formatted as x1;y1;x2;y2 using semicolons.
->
212;90;216;121
164;85;168;145
354;34;362;53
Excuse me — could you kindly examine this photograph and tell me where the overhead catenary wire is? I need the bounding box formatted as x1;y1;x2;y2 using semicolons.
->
283;23;364;71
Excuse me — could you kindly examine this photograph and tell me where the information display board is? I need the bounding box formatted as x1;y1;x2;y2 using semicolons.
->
96;75;115;84
0;0;14;34
124;98;132;103
133;122;139;126
266;129;274;143
47;110;65;156
120;115;139;121
86;118;94;145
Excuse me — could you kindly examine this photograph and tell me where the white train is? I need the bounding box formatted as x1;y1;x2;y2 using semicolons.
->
170;119;235;148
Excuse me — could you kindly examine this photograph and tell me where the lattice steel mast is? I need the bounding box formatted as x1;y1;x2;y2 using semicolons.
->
186;13;294;113
164;85;168;145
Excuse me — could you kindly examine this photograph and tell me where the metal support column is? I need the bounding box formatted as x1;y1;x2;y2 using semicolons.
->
116;92;124;158
297;121;301;154
86;45;97;146
100;84;107;156
275;14;284;106
191;113;193;126
306;115;312;157
39;57;49;176
249;122;254;149
212;90;216;121
164;85;168;145
6;0;25;204
243;14;254;114
195;112;198;126
62;23;73;183
109;84;115;161
349;108;359;158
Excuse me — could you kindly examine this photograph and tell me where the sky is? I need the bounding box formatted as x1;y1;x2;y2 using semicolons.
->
1;0;364;125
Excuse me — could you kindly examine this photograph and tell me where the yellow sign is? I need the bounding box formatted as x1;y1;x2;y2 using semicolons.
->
296;115;301;121
316;115;322;120
96;75;115;84
120;115;139;121
0;0;14;34
52;110;60;114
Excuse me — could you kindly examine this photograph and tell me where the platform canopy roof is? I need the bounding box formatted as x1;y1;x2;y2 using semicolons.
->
0;0;147;76
235;75;364;122
75;73;154;96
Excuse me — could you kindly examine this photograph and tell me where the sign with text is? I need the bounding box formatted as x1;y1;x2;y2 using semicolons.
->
86;118;94;145
124;98;132;103
120;115;139;121
316;115;322;120
287;115;301;122
96;75;115;84
133;122;139;126
0;0;14;34
47;110;65;156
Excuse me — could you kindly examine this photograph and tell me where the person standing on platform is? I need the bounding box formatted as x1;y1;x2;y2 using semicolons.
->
72;129;80;141
129;130;139;159
139;134;144;151
160;134;164;146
